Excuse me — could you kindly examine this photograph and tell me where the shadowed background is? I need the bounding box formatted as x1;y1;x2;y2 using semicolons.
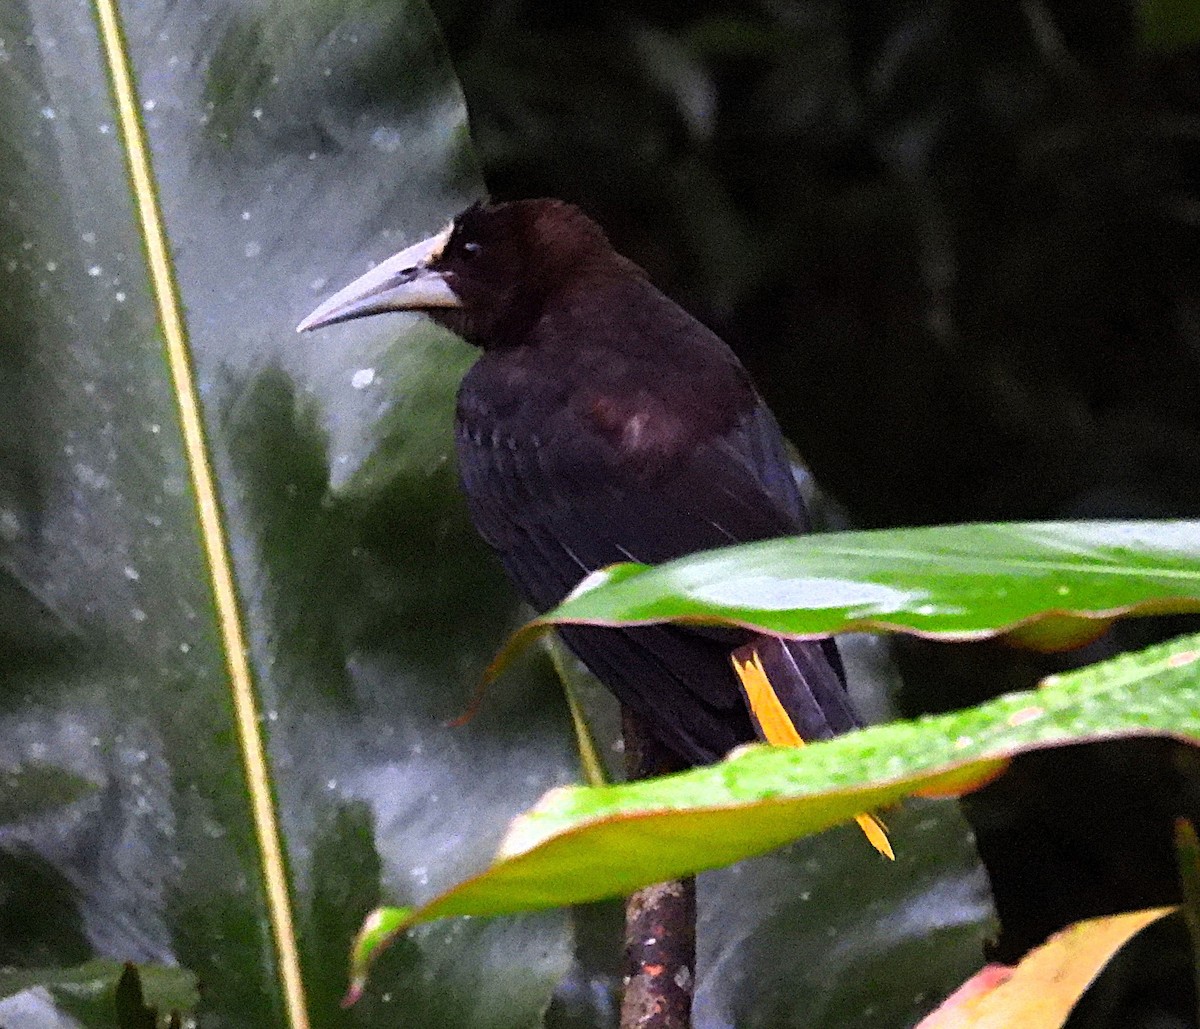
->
1;0;1196;1025
427;0;1200;1019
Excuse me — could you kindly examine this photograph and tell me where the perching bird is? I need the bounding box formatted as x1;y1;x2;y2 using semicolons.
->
298;199;888;854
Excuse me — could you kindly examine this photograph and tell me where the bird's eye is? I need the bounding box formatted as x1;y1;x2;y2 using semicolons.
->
462;241;482;258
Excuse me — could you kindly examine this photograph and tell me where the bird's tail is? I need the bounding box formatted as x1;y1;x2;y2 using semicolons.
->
732;641;893;860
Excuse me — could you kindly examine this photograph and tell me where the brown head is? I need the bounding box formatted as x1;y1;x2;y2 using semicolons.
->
297;199;636;347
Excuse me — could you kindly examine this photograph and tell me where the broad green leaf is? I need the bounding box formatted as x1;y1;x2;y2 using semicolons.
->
0;2;578;1026
514;522;1200;650
541;634;994;1029
350;632;1200;992
543;798;991;1029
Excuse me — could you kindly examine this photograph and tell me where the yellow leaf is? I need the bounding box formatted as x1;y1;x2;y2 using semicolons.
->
917;907;1176;1029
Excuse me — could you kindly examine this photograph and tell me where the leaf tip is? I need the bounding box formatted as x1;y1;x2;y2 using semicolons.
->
346;905;413;1002
478;620;554;702
340;980;365;1008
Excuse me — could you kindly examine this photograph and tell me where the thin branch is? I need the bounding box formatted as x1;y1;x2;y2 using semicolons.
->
620;707;696;1029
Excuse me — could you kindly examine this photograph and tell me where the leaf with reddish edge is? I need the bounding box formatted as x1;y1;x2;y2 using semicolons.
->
911;759;1011;799
916;907;1176;1028
345;631;1200;1002
491;523;1200;668
1003;615;1115;652
916;964;1015;1027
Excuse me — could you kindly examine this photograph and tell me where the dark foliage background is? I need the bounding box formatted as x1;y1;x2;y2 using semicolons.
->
426;0;1200;1021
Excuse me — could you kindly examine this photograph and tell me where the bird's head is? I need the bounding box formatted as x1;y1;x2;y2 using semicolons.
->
297;198;627;347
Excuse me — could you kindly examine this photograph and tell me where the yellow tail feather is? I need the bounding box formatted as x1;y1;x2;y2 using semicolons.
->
733;650;894;861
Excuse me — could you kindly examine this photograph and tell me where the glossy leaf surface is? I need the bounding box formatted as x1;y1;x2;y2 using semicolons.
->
0;4;997;1027
520;521;1200;644
352;632;1200;990
0;1;578;1026
541;634;994;1029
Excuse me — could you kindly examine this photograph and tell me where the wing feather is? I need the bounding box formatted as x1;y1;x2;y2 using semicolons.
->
455;358;852;762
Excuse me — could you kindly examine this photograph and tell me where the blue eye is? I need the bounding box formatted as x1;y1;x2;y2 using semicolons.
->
463;241;482;256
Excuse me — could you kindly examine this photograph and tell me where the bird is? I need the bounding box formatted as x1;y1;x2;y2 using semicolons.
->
298;199;889;857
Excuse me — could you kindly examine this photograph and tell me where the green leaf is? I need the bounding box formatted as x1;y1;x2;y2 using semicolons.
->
1176;819;1200;1022
694;796;991;1028
0;761;98;823
0;960;198;1027
542;634;994;1029
521;521;1200;646
0;959;197;1006
349;631;1200;992
1140;0;1200;51
0;2;578;1026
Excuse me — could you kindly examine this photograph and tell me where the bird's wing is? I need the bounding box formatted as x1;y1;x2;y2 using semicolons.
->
457;394;801;602
456;380;854;763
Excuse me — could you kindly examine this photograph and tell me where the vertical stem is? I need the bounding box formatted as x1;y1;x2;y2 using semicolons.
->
1174;818;1200;1025
620;707;696;1029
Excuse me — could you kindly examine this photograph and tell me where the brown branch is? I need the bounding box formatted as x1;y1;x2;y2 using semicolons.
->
620;707;696;1029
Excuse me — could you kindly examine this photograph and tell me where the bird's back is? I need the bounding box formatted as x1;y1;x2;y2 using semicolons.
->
454;274;856;762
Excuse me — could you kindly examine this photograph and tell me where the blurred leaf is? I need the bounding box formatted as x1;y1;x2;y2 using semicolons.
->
1176;818;1200;1021
0;0;579;1026
0;761;97;823
0;959;198;1027
0;959;196;1006
515;522;1200;649
916;908;1175;1028
1140;0;1200;51
349;631;1200;992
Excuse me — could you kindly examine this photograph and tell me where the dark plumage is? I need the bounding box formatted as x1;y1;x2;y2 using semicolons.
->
298;199;862;765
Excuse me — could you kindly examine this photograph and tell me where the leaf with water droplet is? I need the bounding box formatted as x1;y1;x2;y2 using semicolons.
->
346;631;1200;995
512;521;1200;648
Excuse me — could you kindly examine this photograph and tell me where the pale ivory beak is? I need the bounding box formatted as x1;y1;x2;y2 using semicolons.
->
296;224;461;333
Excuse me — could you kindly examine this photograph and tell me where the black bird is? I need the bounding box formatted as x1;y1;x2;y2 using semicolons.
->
298;199;887;854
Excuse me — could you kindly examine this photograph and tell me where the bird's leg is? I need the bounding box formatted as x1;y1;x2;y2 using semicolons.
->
620;706;696;1029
